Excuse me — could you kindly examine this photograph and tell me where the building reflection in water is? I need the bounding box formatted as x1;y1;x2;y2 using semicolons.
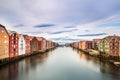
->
100;61;120;79
9;63;18;80
0;51;50;80
0;66;9;80
0;47;120;80
74;48;120;80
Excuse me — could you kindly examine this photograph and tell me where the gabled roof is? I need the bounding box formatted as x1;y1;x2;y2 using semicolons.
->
36;37;46;41
8;30;17;36
36;37;43;41
23;35;28;38
102;35;120;42
0;24;9;36
18;34;22;38
28;36;35;41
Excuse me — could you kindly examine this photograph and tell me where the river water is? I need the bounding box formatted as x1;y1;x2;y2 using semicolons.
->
0;47;120;80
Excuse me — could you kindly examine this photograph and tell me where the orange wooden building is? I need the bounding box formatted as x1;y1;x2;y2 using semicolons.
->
0;24;9;59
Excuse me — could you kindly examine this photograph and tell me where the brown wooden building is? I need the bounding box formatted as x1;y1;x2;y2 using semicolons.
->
30;37;39;52
108;36;120;56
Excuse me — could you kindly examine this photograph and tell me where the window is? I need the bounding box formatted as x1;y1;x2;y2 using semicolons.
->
13;45;15;48
14;34;16;37
13;49;16;52
4;35;6;38
4;46;8;54
1;30;4;33
4;40;7;44
14;37;16;40
14;41;16;44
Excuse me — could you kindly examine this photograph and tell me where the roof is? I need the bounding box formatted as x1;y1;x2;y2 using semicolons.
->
28;36;35;40
102;35;120;42
36;37;46;41
0;24;9;36
8;30;17;36
93;39;101;43
23;35;28;39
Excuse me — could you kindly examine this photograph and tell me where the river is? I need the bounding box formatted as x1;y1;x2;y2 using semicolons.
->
0;47;120;80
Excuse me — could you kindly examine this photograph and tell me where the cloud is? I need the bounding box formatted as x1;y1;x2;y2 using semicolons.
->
97;20;120;27
77;33;107;37
51;29;78;34
23;31;42;34
34;24;55;28
64;26;75;28
14;24;24;27
84;30;90;32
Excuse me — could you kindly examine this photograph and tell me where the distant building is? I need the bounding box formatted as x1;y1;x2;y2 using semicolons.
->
48;41;52;49
93;39;101;50
0;24;9;59
37;37;46;51
8;30;18;58
23;35;31;54
79;41;92;50
72;42;79;49
46;41;49;50
18;34;26;55
79;41;86;50
30;37;39;52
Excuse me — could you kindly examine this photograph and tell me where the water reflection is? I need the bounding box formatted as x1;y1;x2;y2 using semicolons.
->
0;47;120;80
100;61;120;80
0;50;50;80
74;48;120;80
9;63;18;80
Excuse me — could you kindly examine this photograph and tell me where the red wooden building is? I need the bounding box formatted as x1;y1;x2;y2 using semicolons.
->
37;37;46;51
24;35;34;54
8;30;18;58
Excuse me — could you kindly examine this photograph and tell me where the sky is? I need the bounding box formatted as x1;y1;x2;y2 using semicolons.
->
0;0;120;44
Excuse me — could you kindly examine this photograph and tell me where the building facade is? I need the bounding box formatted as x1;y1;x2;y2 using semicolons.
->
30;37;39;52
0;24;9;59
79;41;92;50
109;36;120;56
93;39;101;50
72;42;79;49
18;34;26;55
98;38;110;54
37;37;47;51
98;36;120;56
23;35;31;54
8;31;18;58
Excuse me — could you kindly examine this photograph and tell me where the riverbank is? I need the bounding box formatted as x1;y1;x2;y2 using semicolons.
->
0;47;57;67
73;47;120;67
